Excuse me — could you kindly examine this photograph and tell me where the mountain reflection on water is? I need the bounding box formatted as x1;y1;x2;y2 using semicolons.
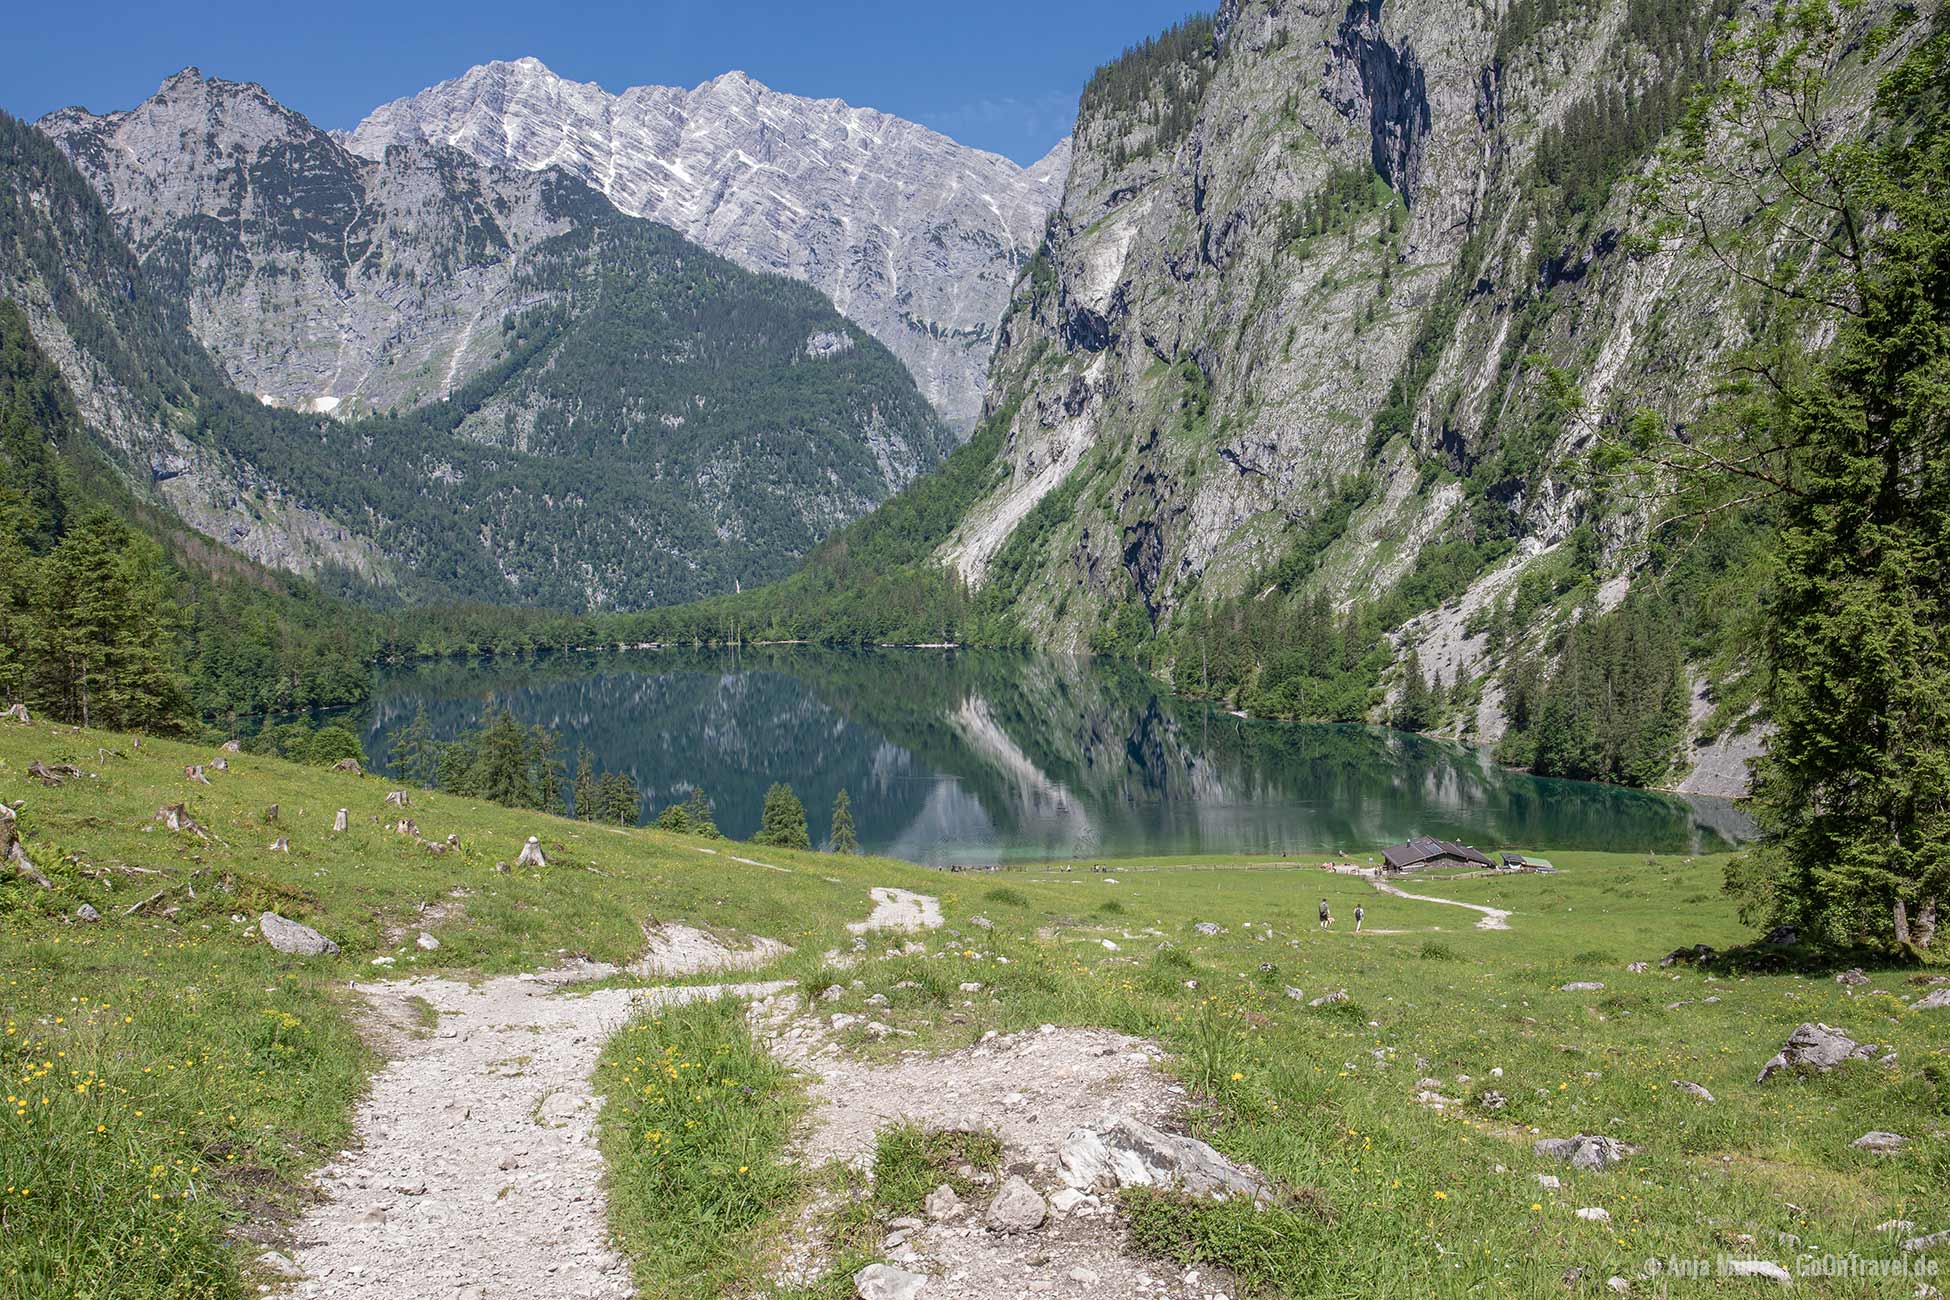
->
360;648;1752;866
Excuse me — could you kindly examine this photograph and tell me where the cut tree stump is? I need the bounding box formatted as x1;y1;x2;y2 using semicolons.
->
332;809;349;833
185;765;212;784
385;791;410;807
269;838;290;853
516;837;547;869
155;803;204;835
333;759;363;776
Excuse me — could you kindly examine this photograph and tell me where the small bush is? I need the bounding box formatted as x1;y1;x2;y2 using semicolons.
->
1419;940;1460;961
983;886;1029;907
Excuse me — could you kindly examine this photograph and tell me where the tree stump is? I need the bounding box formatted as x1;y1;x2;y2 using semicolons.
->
269;837;290;853
333;759;363;776
264;804;280;824
332;809;349;833
211;757;229;772
516;837;547;869
220;739;241;753
385;791;410;807
155;804;202;834
394;819;420;837
185;765;211;785
0;703;29;722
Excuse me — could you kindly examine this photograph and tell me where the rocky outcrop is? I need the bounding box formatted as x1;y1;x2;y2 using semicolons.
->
922;0;1924;797
346;59;1069;431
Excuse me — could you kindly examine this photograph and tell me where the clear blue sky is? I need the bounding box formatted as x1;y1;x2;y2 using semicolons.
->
6;1;1204;165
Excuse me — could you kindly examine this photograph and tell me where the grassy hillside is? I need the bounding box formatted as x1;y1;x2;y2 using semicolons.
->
2;712;1946;1298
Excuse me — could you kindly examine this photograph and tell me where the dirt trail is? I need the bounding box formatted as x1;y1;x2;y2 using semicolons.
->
284;972;787;1299
1369;878;1513;930
284;885;1237;1300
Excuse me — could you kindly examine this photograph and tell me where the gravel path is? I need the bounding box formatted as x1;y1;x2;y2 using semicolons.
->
1369;878;1513;930
283;972;786;1299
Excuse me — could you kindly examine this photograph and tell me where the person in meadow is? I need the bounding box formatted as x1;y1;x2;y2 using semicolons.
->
1355;904;1365;933
1319;898;1331;930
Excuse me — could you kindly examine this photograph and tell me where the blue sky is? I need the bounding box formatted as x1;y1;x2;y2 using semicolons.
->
6;1;1204;165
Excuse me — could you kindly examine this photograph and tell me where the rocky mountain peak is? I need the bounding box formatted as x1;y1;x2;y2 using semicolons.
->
347;58;1070;430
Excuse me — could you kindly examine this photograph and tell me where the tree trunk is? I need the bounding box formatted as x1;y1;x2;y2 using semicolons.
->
1916;897;1938;950
1894;898;1912;946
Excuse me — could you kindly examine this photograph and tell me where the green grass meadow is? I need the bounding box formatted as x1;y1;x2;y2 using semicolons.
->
3;715;1948;1297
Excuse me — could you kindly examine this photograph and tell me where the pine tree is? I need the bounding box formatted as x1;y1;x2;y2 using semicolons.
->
388;703;440;788
1648;9;1950;945
753;783;810;850
1394;647;1434;732
594;771;640;825
681;787;720;839
532;725;566;815
829;788;859;853
572;746;597;820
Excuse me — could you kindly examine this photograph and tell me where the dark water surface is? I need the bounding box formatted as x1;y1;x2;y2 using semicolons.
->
358;648;1751;866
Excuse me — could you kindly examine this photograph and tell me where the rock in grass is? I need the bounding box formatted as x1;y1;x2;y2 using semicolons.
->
1576;1207;1612;1224
259;912;339;956
416;932;440;951
1672;1080;1715;1103
1058;1117;1271;1204
1723;1260;1792;1284
1309;989;1349;1007
1903;1230;1950;1253
1915;988;1950;1011
1836;968;1870;987
1756;1022;1873;1082
1850;1131;1907;1155
1535;1134;1636;1171
1560;981;1606;992
986;1175;1046;1232
854;1263;929;1300
75;903;100;922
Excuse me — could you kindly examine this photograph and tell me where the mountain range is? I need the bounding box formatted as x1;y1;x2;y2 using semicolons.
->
7;85;953;608
345;58;1069;431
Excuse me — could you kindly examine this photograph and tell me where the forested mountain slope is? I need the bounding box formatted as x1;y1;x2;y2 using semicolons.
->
3;102;952;609
648;0;1941;798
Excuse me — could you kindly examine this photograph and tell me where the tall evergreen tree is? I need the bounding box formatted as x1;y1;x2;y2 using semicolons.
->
828;788;860;853
1648;7;1950;945
572;745;598;820
1393;646;1434;733
753;783;810;850
388;703;440;788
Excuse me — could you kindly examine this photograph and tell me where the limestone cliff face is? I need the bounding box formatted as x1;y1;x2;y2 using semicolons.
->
937;0;1923;793
346;59;1069;431
39;70;592;418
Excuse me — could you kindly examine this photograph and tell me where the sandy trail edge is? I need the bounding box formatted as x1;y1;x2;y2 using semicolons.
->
1369;878;1513;930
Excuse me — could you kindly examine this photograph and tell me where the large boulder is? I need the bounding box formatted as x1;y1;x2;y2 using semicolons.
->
1058;1117;1271;1204
1756;1022;1873;1083
259;912;339;957
1914;988;1950;1011
1534;1134;1637;1171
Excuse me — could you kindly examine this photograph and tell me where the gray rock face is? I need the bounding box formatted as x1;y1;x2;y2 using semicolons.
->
259;911;339;956
985;1175;1048;1232
40;71;583;421
347;59;1070;431
1533;1134;1636;1172
1757;1023;1874;1083
1058;1116;1271;1203
923;1183;963;1221
1672;1080;1715;1103
1850;1131;1906;1155
854;1263;930;1300
1914;988;1950;1011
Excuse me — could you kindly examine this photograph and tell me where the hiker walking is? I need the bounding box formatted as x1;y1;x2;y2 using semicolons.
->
1319;898;1331;930
1354;904;1365;933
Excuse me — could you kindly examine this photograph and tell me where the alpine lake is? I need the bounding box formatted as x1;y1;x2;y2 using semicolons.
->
354;648;1751;867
